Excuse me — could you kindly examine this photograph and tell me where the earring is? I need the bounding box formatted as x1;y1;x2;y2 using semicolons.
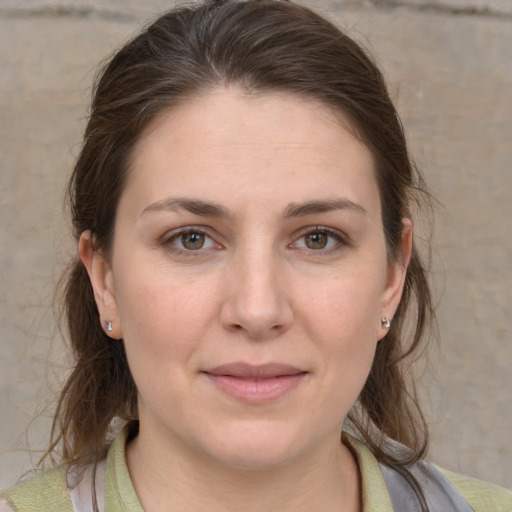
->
104;319;113;332
381;317;391;329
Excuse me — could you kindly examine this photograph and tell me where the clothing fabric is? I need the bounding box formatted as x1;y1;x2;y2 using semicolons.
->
1;430;511;512
344;435;512;512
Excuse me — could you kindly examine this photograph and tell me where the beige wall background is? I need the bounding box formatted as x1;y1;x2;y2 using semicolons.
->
1;0;511;490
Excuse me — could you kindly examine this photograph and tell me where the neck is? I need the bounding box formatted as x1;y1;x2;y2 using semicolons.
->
126;429;361;512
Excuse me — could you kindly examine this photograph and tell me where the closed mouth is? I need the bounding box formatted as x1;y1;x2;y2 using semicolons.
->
202;362;307;403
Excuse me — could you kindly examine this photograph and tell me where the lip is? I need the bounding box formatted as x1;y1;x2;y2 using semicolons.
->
202;363;307;404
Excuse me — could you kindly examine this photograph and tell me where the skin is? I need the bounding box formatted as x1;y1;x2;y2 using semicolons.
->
80;88;412;512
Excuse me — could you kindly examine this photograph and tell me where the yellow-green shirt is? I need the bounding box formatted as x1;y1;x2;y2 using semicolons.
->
2;432;511;511
344;435;512;512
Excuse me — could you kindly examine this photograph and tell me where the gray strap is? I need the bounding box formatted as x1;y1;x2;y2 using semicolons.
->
67;459;106;512
380;461;474;512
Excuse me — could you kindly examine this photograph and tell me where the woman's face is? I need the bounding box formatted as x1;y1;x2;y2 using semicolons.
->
83;88;409;470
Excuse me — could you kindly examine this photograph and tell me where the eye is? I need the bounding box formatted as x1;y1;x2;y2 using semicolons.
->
292;227;345;251
303;232;330;250
166;229;217;252
180;232;207;250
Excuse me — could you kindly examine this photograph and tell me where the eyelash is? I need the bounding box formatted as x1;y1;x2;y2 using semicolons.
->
161;226;348;256
162;227;220;256
290;226;348;254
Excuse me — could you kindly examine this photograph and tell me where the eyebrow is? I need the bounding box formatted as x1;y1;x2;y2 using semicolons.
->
283;199;367;218
141;197;230;218
141;196;367;219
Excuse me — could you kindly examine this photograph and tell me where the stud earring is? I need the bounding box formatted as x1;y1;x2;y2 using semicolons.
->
381;317;391;329
104;319;113;332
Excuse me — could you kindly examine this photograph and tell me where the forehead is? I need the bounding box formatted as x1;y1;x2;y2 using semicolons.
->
133;87;367;159
124;88;379;217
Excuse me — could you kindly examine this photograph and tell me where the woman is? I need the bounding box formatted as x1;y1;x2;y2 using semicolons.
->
1;0;510;510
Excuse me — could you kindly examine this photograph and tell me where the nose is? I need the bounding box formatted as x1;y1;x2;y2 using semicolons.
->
219;246;294;340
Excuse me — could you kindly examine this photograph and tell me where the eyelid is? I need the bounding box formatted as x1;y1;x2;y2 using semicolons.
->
161;226;223;254
290;225;349;251
161;225;206;242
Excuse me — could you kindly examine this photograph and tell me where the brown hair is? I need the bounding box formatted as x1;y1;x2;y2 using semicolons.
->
51;0;433;500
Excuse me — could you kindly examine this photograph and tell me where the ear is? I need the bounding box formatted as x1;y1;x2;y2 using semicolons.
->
78;230;123;339
378;218;413;340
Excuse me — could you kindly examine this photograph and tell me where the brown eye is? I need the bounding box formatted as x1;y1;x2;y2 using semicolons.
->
181;232;206;250
304;232;329;250
292;228;344;252
166;228;218;254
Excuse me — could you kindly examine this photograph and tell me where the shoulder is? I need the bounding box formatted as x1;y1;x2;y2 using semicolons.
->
438;467;512;512
343;432;512;512
0;465;73;512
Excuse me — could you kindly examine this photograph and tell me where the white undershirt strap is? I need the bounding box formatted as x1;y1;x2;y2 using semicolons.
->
67;459;106;512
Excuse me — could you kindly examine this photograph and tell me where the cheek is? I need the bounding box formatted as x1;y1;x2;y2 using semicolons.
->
301;271;384;337
300;273;383;402
113;266;218;371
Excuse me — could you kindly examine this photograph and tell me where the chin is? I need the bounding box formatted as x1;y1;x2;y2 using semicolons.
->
200;420;312;471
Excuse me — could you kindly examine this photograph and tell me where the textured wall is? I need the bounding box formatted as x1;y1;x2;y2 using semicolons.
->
1;0;511;490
